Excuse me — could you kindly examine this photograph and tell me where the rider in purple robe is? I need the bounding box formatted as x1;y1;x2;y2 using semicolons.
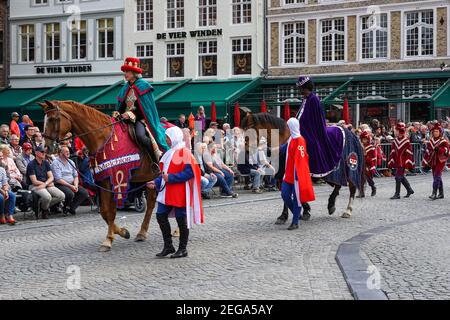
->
295;76;344;177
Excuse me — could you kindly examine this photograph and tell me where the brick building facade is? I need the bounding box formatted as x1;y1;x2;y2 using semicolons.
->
236;0;450;125
0;0;8;88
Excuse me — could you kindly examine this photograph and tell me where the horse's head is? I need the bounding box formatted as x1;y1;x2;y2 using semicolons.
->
39;100;73;154
239;107;253;130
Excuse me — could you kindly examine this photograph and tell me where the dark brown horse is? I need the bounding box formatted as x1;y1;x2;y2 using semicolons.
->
40;100;158;252
241;110;363;220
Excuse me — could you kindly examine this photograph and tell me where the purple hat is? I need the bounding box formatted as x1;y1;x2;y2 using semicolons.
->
296;76;312;88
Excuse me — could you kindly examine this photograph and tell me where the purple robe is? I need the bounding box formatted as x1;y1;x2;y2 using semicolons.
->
296;93;344;177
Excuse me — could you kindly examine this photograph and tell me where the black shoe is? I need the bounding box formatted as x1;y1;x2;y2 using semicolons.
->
170;248;188;258
287;223;299;230
356;193;365;198
201;192;211;199
41;209;50;219
301;212;311;221
68;208;77;215
429;190;437;200
371;187;376;197
156;245;176;257
404;189;414;198
438;186;444;199
390;194;400;200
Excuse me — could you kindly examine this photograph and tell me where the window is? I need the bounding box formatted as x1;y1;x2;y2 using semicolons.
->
136;43;154;78
45;23;60;61
71;20;87;60
198;40;217;77
167;42;184;78
56;0;73;3
167;0;184;29
232;38;252;75
19;25;35;62
361;13;388;59
320;18;345;62
137;0;153;31
283;22;306;64
97;18;114;59
33;0;48;5
405;10;434;57
232;0;251;24
198;0;217;27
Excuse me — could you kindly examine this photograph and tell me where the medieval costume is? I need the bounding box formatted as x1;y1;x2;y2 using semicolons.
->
358;131;377;197
388;123;414;199
422;123;449;200
116;57;169;163
295;76;344;177
153;126;203;258
281;118;315;230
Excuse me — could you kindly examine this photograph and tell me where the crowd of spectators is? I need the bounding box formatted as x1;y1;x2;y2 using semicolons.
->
0;112;93;224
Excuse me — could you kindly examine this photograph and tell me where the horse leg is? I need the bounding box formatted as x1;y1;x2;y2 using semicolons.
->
328;184;341;215
342;182;357;219
99;190;130;252
135;188;157;242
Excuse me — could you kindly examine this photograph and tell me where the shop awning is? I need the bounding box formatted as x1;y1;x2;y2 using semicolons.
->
156;78;260;119
432;79;450;108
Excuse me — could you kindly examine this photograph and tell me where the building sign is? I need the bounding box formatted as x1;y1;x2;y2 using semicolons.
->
157;29;223;40
35;64;93;74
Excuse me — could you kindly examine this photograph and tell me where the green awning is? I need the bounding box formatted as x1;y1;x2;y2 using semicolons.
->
157;79;255;119
432;79;450;108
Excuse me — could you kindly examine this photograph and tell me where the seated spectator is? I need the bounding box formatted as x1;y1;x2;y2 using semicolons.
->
77;147;95;190
0;145;23;190
20;125;34;146
0;124;10;146
26;145;65;219
237;145;263;194
19;114;34;139
256;137;277;189
0;166;16;225
51;146;89;215
15;143;34;185
194;143;217;199
9;134;22;160
32;131;45;151
203;145;237;198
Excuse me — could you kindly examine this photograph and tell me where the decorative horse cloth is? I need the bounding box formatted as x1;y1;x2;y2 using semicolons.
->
92;118;141;208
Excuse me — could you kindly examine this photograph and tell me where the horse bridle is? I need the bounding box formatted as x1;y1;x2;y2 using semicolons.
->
42;103;74;145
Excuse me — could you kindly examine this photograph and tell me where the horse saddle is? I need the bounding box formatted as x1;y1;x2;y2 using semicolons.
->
127;121;161;174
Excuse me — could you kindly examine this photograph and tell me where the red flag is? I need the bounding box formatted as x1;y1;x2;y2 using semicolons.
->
260;100;268;113
283;101;291;121
342;99;350;125
188;113;195;130
234;102;241;127
210;101;217;122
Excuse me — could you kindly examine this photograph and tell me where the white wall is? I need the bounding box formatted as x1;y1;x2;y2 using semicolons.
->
124;0;264;81
10;0;125;88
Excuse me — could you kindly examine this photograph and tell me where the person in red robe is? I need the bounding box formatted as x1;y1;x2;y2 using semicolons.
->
422;123;449;200
358;131;377;197
148;126;203;258
388;122;414;199
281;118;315;230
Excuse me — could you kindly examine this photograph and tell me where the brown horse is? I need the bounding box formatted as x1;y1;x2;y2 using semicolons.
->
39;100;158;252
241;110;363;220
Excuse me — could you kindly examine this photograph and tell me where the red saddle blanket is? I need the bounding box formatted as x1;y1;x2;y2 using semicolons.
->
92;118;141;208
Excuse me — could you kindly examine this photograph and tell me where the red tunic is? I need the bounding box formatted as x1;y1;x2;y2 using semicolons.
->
364;144;377;176
422;137;449;173
283;136;315;203
388;136;414;170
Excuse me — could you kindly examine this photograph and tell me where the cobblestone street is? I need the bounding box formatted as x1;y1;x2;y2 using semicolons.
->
0;174;449;300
